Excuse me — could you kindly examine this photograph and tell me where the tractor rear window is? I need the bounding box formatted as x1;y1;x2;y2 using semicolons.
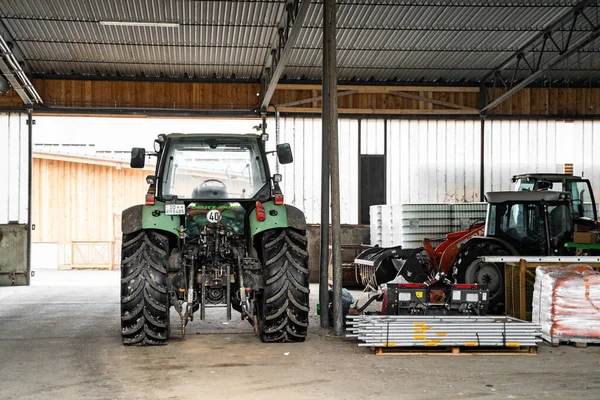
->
160;139;267;200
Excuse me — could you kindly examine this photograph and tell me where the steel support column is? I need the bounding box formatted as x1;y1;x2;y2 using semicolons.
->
26;110;33;285
319;0;331;329
323;0;343;336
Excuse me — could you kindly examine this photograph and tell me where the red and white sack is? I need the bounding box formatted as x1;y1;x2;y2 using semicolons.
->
532;265;600;343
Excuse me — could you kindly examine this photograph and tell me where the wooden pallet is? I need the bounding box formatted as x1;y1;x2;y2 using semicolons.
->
542;333;600;348
370;345;538;356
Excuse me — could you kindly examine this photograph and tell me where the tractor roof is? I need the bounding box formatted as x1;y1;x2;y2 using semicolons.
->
165;133;261;140
512;173;583;181
485;191;572;204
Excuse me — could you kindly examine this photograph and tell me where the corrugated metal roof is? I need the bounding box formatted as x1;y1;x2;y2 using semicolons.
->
1;0;599;83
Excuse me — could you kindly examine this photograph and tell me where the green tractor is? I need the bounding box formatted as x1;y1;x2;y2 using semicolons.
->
120;133;309;345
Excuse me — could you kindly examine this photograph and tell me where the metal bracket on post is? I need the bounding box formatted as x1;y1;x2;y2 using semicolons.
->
259;0;311;110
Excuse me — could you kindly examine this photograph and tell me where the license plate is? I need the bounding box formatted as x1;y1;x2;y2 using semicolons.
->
165;204;185;215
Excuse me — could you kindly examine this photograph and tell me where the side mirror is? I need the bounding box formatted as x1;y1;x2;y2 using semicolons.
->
276;143;293;164
131;148;146;168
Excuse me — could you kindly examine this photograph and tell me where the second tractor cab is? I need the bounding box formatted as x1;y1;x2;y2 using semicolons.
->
452;191;574;312
512;173;597;229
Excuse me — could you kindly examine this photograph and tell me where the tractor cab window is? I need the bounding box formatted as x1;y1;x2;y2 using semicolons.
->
547;203;573;241
160;138;267;200
491;202;547;252
568;180;595;221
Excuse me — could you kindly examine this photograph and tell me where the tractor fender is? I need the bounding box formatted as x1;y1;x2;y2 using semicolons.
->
285;204;307;232
458;236;520;257
122;201;180;237
248;202;307;238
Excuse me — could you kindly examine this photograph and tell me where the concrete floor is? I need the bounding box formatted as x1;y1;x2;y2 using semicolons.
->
1;271;600;400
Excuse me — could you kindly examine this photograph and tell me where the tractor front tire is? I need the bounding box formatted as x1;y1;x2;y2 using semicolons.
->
453;242;509;314
259;228;310;342
120;230;170;345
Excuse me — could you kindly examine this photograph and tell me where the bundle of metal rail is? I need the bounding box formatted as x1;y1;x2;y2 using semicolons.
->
346;315;542;348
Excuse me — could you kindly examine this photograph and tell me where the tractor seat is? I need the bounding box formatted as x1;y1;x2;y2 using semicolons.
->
192;185;228;199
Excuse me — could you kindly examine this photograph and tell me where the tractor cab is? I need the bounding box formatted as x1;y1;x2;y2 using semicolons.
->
512;173;597;230
485;191;573;256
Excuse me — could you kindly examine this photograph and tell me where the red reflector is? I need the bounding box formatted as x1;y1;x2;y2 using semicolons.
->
274;194;284;205
398;283;425;288
453;284;477;289
145;194;155;205
255;201;266;222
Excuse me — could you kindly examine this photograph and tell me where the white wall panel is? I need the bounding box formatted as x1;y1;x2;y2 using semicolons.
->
387;119;481;204
484;120;600;199
0;113;28;224
360;119;385;155
268;117;359;224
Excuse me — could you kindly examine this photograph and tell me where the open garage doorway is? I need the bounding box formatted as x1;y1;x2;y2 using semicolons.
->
30;116;259;272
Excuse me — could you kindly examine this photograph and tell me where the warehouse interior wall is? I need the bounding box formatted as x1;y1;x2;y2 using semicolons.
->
270;117;600;225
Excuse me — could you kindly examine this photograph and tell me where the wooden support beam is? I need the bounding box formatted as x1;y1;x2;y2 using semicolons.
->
271;106;480;115
389;90;478;111
275;90;357;107
275;84;480;93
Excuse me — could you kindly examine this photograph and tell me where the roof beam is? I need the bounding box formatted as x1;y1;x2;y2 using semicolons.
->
389;91;477;111
276;84;480;93
0;19;32;75
481;0;599;112
260;0;311;111
274;90;357;107
269;106;479;115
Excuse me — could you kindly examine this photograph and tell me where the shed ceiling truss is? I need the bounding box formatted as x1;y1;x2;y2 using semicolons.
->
0;20;41;105
481;0;600;112
260;0;311;111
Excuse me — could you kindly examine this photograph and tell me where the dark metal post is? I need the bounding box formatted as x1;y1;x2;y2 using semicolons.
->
27;109;32;285
480;117;485;202
319;0;331;329
479;84;486;202
324;0;343;336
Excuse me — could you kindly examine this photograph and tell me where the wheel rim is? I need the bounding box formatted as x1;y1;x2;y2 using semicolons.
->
465;261;503;300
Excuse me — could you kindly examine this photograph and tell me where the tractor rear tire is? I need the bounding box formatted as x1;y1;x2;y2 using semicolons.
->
453;242;509;314
259;228;310;342
120;230;170;346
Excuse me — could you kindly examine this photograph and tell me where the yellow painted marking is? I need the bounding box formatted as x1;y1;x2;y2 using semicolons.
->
463;342;479;347
382;342;396;347
424;341;439;346
414;335;427;340
505;342;520;347
436;332;448;337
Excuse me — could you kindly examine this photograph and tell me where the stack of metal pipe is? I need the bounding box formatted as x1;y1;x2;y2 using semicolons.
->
346;315;542;348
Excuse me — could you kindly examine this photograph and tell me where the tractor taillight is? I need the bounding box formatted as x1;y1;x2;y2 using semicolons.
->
274;194;284;205
255;201;266;222
145;194;155;205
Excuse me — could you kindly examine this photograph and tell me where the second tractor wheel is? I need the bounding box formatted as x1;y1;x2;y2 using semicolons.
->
453;242;509;314
259;228;310;342
120;230;170;345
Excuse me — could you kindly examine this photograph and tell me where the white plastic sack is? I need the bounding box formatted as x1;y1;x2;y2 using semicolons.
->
532;265;600;342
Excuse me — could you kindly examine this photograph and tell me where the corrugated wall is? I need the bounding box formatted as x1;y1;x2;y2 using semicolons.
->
267;117;600;226
484;120;600;200
387;119;481;204
0;113;28;225
268;117;359;224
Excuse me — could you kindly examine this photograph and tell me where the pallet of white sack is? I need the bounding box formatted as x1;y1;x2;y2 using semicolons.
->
542;333;600;348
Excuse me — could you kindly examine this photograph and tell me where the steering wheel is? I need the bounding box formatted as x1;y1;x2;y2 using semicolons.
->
200;179;226;187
